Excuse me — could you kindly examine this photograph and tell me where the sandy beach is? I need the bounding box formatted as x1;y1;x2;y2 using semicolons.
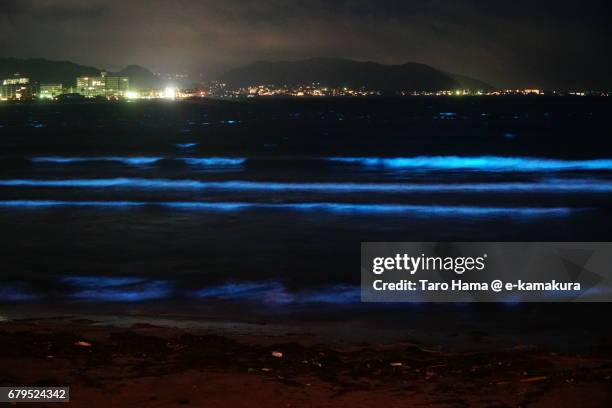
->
1;316;611;407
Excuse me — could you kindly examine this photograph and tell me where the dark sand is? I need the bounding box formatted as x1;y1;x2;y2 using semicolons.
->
1;317;611;407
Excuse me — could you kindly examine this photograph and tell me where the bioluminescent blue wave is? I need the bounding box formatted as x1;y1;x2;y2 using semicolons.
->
2;177;612;193
32;156;163;165
31;156;245;166
181;157;246;166
0;200;575;217
0;200;145;208
195;281;360;304
163;202;251;211
63;276;146;288
268;203;573;217
69;281;171;302
0;283;38;302
63;276;171;302
327;156;612;172
196;282;279;299
298;285;360;304
175;142;198;148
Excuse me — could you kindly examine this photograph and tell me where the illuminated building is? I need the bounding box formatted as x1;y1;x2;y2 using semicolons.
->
104;74;129;97
76;75;105;97
1;74;38;101
76;72;129;98
39;83;63;99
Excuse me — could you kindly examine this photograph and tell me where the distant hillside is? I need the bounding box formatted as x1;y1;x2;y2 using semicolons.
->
0;58;99;87
219;58;493;91
449;73;494;91
118;65;160;90
0;58;160;89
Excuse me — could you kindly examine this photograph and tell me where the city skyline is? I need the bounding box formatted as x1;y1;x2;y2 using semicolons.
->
1;0;610;90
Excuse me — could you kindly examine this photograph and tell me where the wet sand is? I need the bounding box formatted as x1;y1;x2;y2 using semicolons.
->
1;317;611;407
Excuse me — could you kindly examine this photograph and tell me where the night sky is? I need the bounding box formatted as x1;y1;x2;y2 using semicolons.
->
1;0;610;89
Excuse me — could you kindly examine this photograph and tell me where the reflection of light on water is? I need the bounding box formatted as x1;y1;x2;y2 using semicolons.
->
328;156;612;172
3;178;612;193
0;200;575;217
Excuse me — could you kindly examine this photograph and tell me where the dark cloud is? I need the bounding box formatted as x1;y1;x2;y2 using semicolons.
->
0;0;109;21
0;0;610;88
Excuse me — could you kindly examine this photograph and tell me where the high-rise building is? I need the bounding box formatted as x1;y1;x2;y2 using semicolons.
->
1;74;38;101
39;83;64;99
76;72;129;98
76;73;107;97
104;75;129;96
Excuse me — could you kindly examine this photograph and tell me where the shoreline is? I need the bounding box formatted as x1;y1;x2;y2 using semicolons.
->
1;316;611;407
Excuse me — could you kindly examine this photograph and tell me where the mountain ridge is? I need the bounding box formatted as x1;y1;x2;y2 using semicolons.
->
219;57;494;91
0;58;160;89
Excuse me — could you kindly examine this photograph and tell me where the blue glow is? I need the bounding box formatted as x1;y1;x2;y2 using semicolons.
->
175;143;198;148
327;156;612;172
163;202;250;211
0;200;575;217
0;283;38;302
298;285;360;304
196;282;280;299
2;178;612;193
32;156;245;167
181;157;246;166
32;156;163;165
269;203;573;217
0;200;145;208
194;282;360;304
69;280;171;302
63;276;146;288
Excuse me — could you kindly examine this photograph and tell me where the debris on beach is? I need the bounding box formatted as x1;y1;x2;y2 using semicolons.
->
520;375;548;383
74;340;92;347
271;351;283;358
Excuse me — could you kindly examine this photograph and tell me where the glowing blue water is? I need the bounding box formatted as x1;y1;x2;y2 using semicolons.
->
31;156;245;166
0;283;38;301
195;281;360;304
29;155;612;172
2;178;612;193
196;282;280;299
68;280;171;302
32;156;163;165
0;200;145;207
175;143;198;148
63;276;146;287
327;156;612;172
181;157;246;166
0;200;575;217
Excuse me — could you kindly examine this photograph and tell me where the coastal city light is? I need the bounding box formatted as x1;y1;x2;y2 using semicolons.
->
164;86;177;99
1;71;609;103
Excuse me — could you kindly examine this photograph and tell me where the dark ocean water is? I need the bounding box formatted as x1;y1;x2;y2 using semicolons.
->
1;98;612;337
